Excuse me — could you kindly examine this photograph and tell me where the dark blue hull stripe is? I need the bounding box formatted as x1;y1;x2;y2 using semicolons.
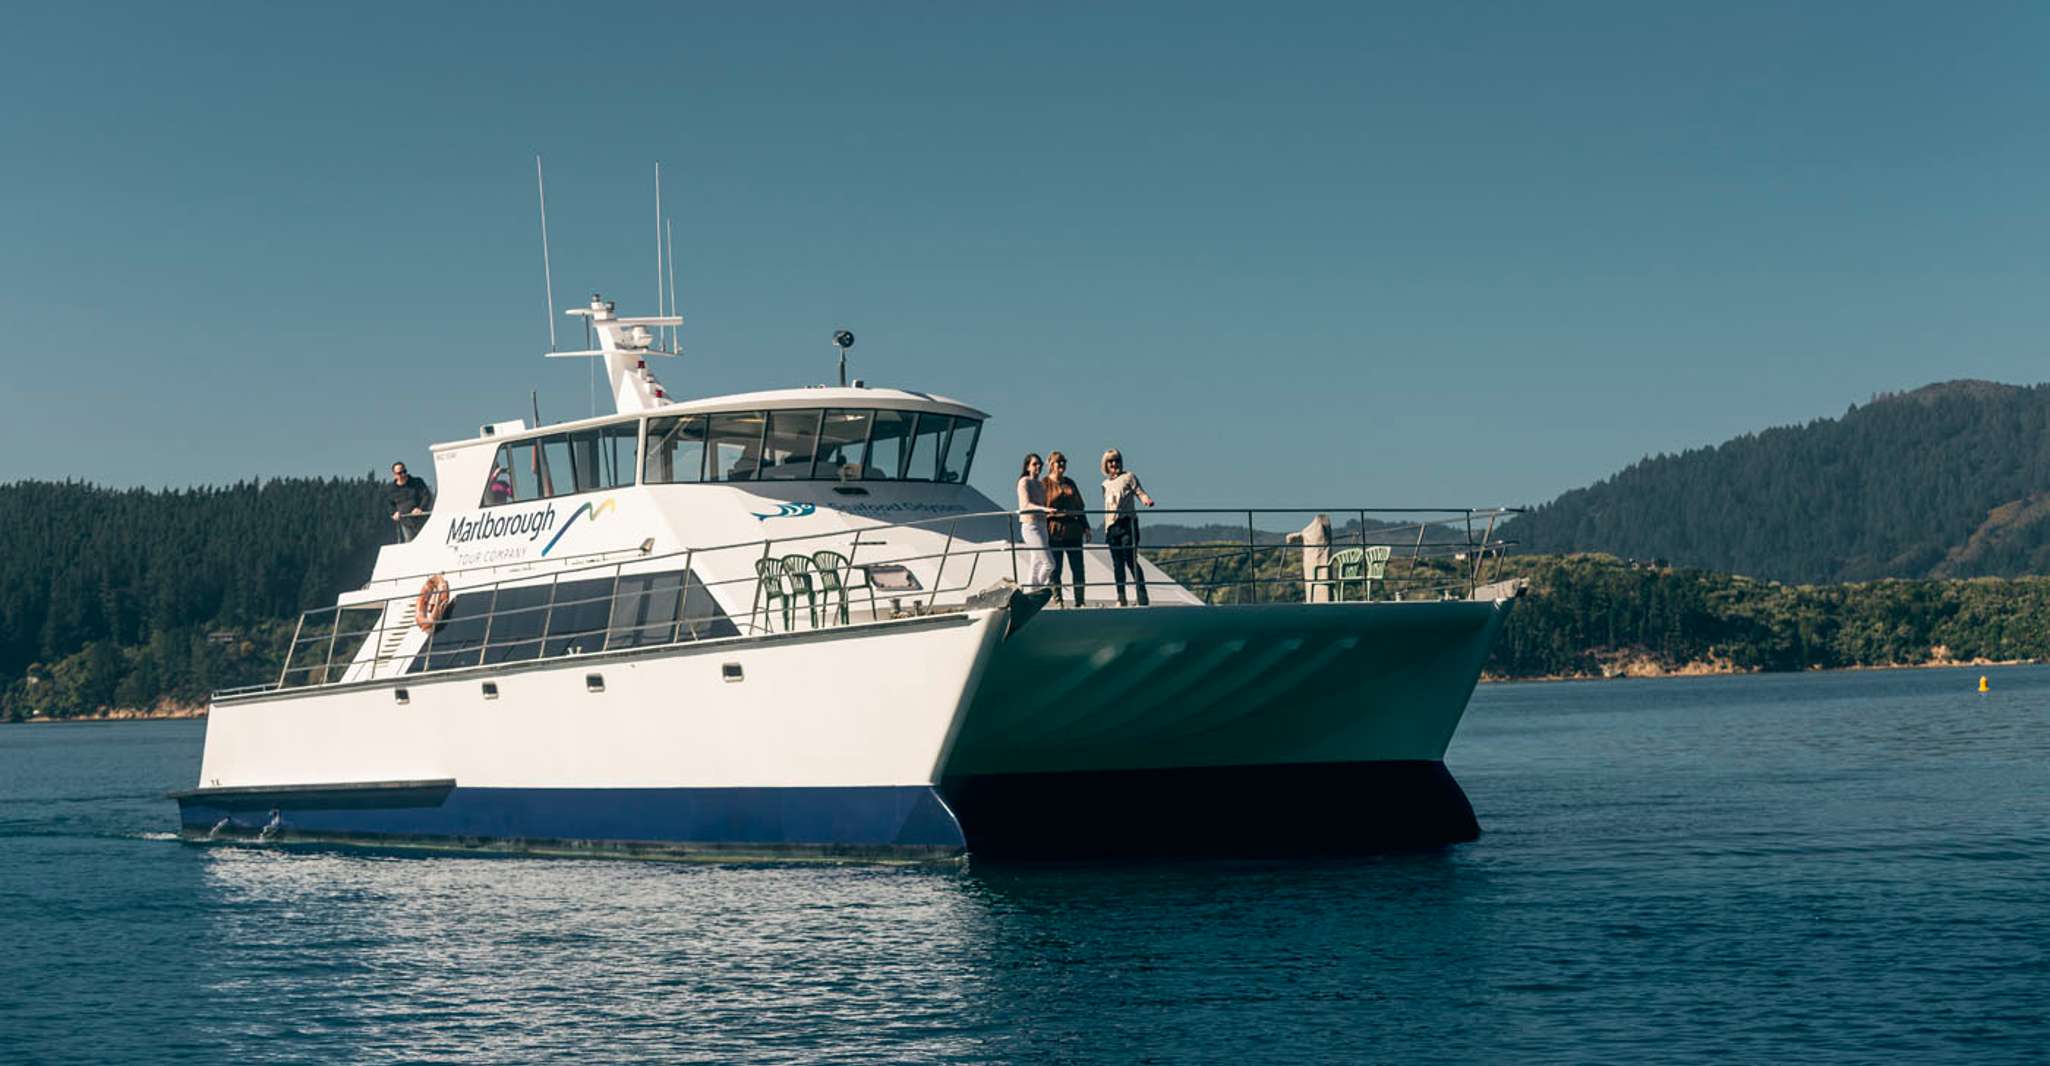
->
177;785;967;858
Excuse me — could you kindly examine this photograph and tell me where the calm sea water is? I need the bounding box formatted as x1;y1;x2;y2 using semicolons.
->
4;666;2047;1064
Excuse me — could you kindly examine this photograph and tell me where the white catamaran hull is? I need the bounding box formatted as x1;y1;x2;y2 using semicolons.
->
179;611;1009;860
176;595;1514;859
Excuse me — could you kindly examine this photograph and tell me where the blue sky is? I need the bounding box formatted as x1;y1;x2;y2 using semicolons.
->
3;2;2046;511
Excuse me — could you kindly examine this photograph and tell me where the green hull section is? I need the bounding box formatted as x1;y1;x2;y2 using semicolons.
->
944;599;1513;777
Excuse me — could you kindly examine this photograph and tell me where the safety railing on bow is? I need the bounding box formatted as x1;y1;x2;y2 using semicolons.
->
236;506;1520;699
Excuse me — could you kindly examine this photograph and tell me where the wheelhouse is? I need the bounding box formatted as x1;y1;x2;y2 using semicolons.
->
458;389;988;510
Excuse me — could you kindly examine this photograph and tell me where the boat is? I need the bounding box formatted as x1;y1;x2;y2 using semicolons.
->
173;294;1523;860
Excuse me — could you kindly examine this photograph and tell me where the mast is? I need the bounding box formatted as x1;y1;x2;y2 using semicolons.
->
547;295;683;414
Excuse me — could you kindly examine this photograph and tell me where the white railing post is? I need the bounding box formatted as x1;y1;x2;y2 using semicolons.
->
277;612;307;688
675;549;695;643
929;517;960;610
323;605;346;685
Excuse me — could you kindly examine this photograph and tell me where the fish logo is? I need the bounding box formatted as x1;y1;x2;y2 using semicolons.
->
540;497;617;556
751;501;817;521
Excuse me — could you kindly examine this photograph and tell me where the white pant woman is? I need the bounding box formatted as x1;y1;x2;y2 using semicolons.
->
1019;518;1055;590
1016;463;1056;591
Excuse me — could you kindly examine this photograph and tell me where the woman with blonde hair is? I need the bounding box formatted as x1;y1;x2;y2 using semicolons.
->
1042;451;1090;606
1100;447;1155;606
1015;452;1054;590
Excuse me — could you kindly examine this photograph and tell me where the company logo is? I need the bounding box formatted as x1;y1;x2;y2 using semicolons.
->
541;498;618;555
750;501;817;521
446;502;560;549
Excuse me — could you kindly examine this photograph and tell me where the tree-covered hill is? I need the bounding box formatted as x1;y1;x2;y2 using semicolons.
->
11;474;2050;721
1509;380;2050;584
0;478;390;719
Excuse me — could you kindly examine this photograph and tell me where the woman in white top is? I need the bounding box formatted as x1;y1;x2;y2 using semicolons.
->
1015;452;1055;591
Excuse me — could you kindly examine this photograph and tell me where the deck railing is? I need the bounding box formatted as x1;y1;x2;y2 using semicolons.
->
229;506;1520;699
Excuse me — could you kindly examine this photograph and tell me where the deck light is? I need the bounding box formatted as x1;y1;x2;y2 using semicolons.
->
833;329;855;387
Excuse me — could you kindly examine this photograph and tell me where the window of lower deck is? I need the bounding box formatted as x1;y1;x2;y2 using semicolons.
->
543;577;616;657
607;572;685;649
418;592;493;671
406;569;741;675
606;569;739;648
481;584;550;664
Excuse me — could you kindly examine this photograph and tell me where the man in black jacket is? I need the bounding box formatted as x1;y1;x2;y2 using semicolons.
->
385;462;433;542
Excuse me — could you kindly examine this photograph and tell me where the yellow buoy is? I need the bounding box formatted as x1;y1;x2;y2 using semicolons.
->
1979;675;1990;693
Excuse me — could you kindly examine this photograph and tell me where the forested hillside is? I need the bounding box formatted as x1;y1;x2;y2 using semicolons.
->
1511;380;2050;583
11;470;2050;721
0;479;390;719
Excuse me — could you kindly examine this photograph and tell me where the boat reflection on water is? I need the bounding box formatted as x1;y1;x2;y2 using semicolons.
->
188;844;1502;1061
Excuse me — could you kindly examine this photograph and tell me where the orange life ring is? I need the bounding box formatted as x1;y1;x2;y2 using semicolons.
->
415;574;451;631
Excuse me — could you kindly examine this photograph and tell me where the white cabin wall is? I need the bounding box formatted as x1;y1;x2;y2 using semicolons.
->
198;613;1006;791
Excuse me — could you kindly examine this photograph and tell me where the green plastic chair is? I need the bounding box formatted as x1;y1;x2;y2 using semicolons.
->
781;554;822;628
811;549;877;625
752;556;792;632
1317;545;1393;602
1313;547;1361;602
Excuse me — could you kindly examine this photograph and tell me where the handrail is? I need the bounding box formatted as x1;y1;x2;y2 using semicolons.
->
365;505;1524;591
389;509;434;545
250;505;1524;699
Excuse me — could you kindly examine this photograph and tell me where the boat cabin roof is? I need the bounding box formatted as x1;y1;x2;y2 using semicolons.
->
432;386;988;452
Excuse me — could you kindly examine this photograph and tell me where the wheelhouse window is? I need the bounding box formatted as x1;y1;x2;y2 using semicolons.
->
482;421;639;506
939;417;979;484
758;409;823;480
900;412;949;482
813;409;873;481
706;412;767;482
482;440;539;505
637;408;982;484
644;415;708;484
571;423;637;492
867;410;916;480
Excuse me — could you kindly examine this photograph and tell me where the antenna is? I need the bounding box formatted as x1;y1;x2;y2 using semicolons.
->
654;162;665;324
535;155;558;351
531;389;542;429
665;216;678;351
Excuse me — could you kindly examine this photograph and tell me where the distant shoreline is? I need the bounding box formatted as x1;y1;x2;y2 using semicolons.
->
1481;656;2039;684
11;705;206;725
9;655;2041;724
